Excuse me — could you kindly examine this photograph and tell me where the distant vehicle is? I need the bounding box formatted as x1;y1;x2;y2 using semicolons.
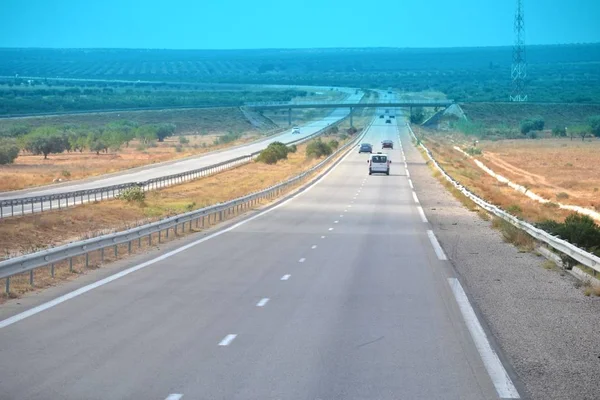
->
358;143;373;153
292;127;300;134
390;115;395;119
379;115;385;118
368;153;391;175
385;119;391;124
382;140;394;149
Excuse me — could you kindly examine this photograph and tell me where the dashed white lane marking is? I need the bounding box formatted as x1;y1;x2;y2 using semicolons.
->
0;122;360;330
280;274;291;281
256;298;270;307
408;179;414;189
406;170;410;178
427;230;447;260
448;278;521;399
218;334;237;346
299;258;306;263
334;220;339;224
412;191;420;204
321;236;326;239
417;206;428;223
311;245;317;249
344;209;348;212
340;214;344;217
165;394;183;400
328;227;334;231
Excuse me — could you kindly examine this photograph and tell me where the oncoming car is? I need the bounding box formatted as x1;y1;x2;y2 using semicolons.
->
367;152;391;175
358;143;373;153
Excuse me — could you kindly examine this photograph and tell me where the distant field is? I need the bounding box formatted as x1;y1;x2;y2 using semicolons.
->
414;127;600;223
460;102;600;130
1;44;599;103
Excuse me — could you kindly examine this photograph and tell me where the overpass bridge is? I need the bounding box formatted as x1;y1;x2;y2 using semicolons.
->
244;99;455;126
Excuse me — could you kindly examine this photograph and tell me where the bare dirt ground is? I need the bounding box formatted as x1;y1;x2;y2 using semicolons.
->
480;138;600;210
413;127;600;222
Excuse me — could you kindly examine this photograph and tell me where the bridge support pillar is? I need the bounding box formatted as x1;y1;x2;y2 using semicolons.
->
350;107;354;128
288;108;292;126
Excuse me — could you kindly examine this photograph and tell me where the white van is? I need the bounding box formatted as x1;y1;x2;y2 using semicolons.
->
368;153;391;175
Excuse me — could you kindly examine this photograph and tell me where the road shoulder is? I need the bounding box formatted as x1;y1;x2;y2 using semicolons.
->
402;130;600;400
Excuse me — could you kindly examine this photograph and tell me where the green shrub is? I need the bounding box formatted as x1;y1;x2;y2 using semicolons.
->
0;138;20;164
61;170;71;178
288;144;297;153
552;126;567;137
175;145;183;153
116;186;146;203
339;134;349;141
537;213;600;267
255;147;280;164
556;192;569;200
328;139;339;149
306;139;333;158
466;147;482;156
179;136;190;145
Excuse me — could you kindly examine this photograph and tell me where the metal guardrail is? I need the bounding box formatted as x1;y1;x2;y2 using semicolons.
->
0;115;351;219
405;124;600;274
0;119;372;291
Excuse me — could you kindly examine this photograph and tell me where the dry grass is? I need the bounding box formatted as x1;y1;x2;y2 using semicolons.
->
414;127;581;224
0;133;268;192
0;132;356;300
491;217;535;252
479;138;600;211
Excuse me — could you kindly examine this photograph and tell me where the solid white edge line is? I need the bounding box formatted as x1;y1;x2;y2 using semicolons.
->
218;334;237;346
417;206;428;223
165;394;183;400
408;179;414;189
427;230;447;260
256;298;270;307
448;278;520;399
299;258;306;263
406;170;410;178
0;124;365;330
280;274;291;281
412;191;420;204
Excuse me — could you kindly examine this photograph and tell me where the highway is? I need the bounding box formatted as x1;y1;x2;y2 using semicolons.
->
0;112;519;399
0;91;363;203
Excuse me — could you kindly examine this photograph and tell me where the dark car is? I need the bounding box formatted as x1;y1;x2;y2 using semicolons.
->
390;115;395;119
382;140;394;149
379;115;385;118
359;143;373;153
385;119;391;124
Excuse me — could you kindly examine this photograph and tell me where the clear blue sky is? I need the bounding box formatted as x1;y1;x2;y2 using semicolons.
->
1;0;599;49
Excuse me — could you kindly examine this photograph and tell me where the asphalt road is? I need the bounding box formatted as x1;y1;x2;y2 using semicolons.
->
0;113;518;399
0;91;363;202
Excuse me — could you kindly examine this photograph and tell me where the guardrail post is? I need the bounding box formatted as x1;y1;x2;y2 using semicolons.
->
128;241;132;254
85;253;89;268
100;248;104;262
51;263;55;277
5;277;9;294
166;228;169;239
114;245;118;258
138;237;142;248
148;234;152;246
159;230;162;243
69;257;73;272
11;202;14;217
29;269;34;286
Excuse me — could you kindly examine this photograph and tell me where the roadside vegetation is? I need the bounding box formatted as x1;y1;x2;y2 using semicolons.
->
0;123;360;300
